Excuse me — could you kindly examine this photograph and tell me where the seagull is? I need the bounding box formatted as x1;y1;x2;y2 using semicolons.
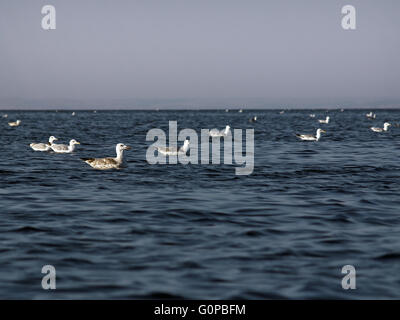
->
366;112;376;119
30;136;58;152
72;112;76;116
157;139;190;156
296;129;326;141
8;120;21;127
81;143;131;170
279;110;285;114
309;114;316;118
225;109;229;112
209;125;231;137
318;116;330;124
238;109;243;113
370;122;391;132
2;114;8;118
51;139;81;153
249;116;257;123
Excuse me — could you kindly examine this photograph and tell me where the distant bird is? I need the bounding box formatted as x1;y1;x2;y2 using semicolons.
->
51;139;80;153
72;112;76;116
8;120;21;127
81;143;131;170
157;139;190;156
296;129;326;141
366;112;376;119
249;116;257;123
309;114;316;118
318;116;330;124
370;122;391;133
225;109;229;112
2;114;8;118
279;110;285;114
238;109;243;113
209;125;231;137
30;136;58;152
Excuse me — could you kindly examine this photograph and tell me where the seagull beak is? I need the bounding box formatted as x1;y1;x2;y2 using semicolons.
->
125;146;131;150
321;130;326;133
76;142;81;144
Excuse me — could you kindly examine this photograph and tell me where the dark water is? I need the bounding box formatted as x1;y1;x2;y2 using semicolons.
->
1;109;400;299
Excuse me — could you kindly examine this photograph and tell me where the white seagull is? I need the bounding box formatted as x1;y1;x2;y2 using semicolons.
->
2;114;8;118
370;122;391;133
296;128;326;141
209;125;231;137
8;120;21;127
309;114;316;118
318;116;330;124
157;139;190;156
30;136;58;152
51;139;81;153
81;143;131;170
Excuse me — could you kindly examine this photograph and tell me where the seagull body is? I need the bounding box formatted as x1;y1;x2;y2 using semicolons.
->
209;125;231;137
30;136;58;152
296;129;326;141
371;122;391;132
157;139;190;156
318;116;330;124
2;114;7;118
51;139;80;153
309;114;315;118
8;120;21;127
81;143;131;170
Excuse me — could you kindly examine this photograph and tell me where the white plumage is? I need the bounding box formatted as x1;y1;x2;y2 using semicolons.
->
296;129;326;141
318;116;330;124
209;125;231;137
30;136;58;152
8;120;21;127
370;122;391;133
51;139;80;153
157;139;190;156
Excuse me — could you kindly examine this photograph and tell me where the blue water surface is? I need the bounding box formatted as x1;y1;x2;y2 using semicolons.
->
1;109;400;299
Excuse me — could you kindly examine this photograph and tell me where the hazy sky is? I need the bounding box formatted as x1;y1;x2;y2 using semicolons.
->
0;0;399;109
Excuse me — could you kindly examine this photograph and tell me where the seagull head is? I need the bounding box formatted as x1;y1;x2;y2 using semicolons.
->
117;143;131;152
70;139;80;145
